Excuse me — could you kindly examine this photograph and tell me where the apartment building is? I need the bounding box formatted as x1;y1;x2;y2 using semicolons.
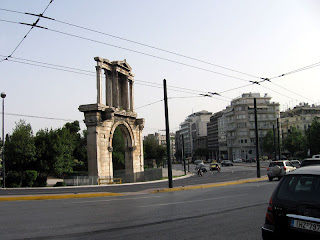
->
177;110;212;159
225;93;280;160
281;103;320;138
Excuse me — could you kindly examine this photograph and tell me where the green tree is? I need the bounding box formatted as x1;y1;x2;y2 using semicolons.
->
143;136;166;167
112;128;125;170
283;127;306;158
51;126;76;176
307;118;320;156
262;129;278;158
5;120;36;173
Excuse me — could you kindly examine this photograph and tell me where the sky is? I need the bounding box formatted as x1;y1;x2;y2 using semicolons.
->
1;0;320;137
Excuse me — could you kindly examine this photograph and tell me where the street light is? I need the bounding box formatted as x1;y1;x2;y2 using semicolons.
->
1;92;6;188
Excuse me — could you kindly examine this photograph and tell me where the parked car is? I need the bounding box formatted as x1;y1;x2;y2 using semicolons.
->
312;154;320;159
221;160;233;166
290;160;301;168
262;165;320;239
245;157;256;163
267;160;296;181
195;163;207;172
233;158;243;163
210;163;220;171
301;159;320;167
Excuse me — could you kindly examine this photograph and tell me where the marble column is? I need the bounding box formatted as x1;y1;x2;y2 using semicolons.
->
129;80;134;111
96;65;102;104
104;69;112;107
123;75;129;110
112;69;119;108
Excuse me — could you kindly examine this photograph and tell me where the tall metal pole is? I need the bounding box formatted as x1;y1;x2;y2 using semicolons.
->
277;118;281;160
1;92;6;188
182;134;186;175
163;79;173;188
273;125;276;160
254;98;261;178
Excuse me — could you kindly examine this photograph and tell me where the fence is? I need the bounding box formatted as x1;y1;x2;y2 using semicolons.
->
64;176;98;186
64;168;163;186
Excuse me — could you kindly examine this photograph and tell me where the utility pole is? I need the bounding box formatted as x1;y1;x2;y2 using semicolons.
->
273;125;276;160
277;118;281;160
254;98;261;178
1;92;6;188
182;134;186;175
163;79;173;188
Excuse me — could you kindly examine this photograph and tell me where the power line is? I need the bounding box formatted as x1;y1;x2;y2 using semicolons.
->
1;112;77;122
271;61;320;80
0;1;54;63
0;7;260;80
1;18;254;83
3;51;314;104
0;53;234;98
1;18;317;104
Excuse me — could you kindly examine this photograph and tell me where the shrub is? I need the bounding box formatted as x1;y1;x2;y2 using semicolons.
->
22;170;37;187
33;175;47;187
6;171;22;188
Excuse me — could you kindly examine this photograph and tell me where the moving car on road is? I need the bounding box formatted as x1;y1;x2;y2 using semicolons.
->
262;166;320;239
195;163;207;172
210;163;221;172
267;160;296;181
221;160;233;166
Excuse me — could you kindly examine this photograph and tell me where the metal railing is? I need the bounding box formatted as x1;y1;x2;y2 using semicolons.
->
98;177;122;185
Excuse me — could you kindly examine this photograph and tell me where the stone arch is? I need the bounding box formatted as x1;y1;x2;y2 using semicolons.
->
79;57;144;183
109;121;138;176
109;120;135;150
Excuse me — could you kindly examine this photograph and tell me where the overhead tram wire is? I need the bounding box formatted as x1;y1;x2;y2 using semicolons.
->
268;81;316;103
2;47;309;104
1;18;254;84
1;54;219;96
270;61;320;80
2;112;77;122
0;1;54;63
2;20;314;103
0;7;260;80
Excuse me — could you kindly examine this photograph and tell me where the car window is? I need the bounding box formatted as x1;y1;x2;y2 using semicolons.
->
285;161;294;167
269;162;284;167
277;175;320;204
301;160;320;167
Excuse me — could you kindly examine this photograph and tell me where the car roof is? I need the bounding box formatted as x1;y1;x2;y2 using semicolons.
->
287;165;320;175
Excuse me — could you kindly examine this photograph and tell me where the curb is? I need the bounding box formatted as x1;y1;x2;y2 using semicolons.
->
0;176;268;201
151;176;268;193
0;192;124;202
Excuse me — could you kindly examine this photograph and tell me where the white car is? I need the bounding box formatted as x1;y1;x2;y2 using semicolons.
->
233;158;243;163
267;160;296;181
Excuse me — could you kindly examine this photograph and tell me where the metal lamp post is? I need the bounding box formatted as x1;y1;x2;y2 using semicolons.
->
1;92;6;188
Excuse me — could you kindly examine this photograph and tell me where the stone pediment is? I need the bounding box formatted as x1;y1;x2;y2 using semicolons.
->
112;59;132;71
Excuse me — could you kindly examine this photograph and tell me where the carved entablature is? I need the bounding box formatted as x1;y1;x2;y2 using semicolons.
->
94;57;135;112
136;118;145;131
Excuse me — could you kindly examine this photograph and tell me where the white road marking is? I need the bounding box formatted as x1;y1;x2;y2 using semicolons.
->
139;194;249;208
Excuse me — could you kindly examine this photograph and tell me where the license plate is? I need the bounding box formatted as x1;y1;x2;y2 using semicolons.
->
291;219;320;232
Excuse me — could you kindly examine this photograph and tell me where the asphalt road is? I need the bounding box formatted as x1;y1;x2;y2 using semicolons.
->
0;163;268;196
0;179;278;240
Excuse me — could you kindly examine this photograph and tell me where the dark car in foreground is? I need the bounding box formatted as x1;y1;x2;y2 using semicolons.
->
262;166;320;239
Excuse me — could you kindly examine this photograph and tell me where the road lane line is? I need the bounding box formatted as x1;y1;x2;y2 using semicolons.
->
139;193;249;208
64;195;165;204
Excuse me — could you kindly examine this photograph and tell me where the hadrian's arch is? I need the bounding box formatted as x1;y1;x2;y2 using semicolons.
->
79;57;144;182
